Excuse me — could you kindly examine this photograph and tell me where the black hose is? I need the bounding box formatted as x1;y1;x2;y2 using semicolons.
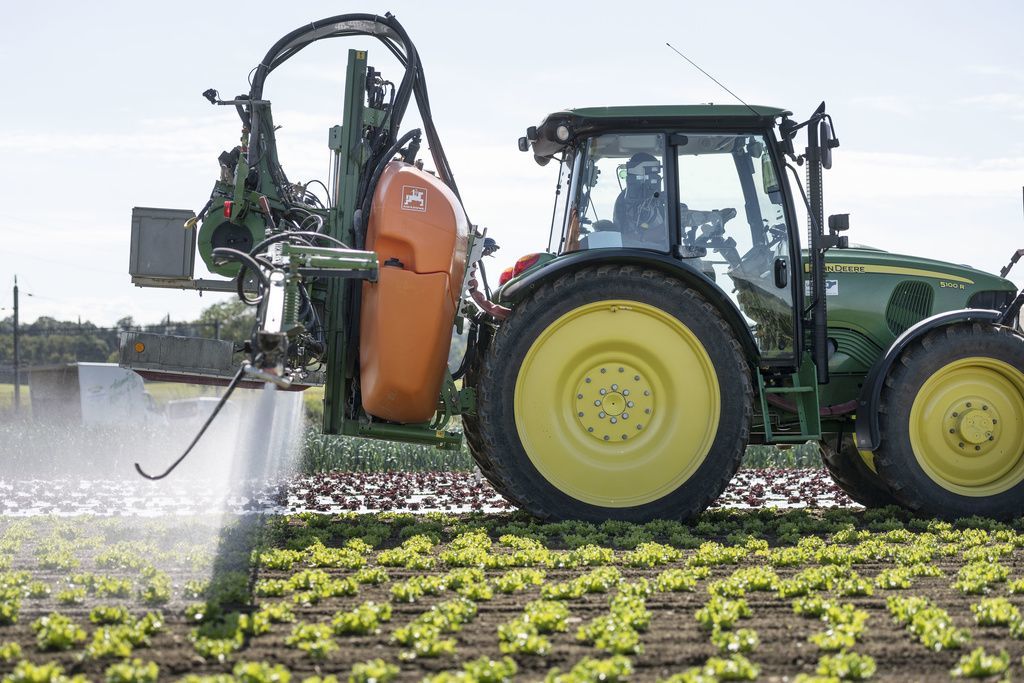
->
134;363;248;480
213;247;269;306
355;129;422;249
451;322;478;381
240;13;472;215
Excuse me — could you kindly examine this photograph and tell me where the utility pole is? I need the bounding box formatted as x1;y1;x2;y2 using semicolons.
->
12;276;19;413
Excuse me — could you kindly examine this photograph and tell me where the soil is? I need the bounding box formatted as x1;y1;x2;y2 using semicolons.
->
0;511;1021;682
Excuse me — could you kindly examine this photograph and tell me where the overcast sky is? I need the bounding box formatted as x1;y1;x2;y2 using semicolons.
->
1;1;1022;325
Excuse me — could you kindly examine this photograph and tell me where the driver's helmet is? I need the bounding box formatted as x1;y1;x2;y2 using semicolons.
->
623;152;662;200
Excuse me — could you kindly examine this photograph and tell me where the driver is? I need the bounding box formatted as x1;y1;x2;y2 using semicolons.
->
613;153;667;242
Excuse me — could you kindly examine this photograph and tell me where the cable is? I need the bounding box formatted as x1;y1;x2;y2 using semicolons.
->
304;180;331;207
213;247;269;306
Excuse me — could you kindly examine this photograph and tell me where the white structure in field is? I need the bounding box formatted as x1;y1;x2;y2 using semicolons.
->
30;362;158;425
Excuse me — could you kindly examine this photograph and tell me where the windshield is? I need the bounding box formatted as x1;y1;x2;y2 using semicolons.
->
563;133;670;253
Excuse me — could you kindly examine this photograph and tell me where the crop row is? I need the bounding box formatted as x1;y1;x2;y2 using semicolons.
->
4;509;1024;680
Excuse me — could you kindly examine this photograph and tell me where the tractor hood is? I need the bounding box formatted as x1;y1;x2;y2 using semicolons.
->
812;247;1017;297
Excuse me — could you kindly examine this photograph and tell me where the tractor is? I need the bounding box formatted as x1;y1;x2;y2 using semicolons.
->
121;13;1024;520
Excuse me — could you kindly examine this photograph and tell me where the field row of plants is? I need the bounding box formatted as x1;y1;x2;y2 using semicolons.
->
4;508;1024;680
0;468;855;517
0;419;823;478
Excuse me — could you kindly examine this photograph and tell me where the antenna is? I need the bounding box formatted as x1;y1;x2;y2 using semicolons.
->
665;42;760;118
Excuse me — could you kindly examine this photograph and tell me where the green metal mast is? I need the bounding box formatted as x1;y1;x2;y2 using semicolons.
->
323;49;369;434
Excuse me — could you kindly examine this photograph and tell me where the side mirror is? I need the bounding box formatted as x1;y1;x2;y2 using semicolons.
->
827;213;850;248
827;214;850;232
819;119;838;170
518;137;529;152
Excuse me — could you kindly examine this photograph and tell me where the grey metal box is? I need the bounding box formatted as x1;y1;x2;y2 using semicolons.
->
129;207;196;278
119;331;235;380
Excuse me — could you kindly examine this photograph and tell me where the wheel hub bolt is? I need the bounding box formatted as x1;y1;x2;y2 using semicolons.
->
575;362;653;442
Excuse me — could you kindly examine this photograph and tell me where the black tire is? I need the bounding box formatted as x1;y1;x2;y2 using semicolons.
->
874;323;1024;519
820;434;898;508
471;265;753;522
462;325;530;509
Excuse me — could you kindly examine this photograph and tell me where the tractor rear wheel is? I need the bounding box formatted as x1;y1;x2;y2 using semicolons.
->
462;325;530;510
820;435;898;508
874;323;1024;519
471;265;752;521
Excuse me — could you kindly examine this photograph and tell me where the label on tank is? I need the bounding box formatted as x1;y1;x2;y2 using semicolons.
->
401;185;428;212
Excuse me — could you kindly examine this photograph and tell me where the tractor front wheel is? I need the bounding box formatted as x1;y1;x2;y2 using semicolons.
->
471;265;752;521
874;323;1024;519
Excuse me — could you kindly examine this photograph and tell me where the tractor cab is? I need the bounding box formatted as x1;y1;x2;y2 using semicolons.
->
525;105;800;360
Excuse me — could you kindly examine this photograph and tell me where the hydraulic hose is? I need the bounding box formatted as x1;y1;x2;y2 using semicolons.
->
134;362;248;480
354;129;422;249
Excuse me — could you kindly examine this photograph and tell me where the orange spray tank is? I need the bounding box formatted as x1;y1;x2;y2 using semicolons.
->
359;161;469;423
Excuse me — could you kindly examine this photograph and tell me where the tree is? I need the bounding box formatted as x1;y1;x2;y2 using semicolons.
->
195;299;256;343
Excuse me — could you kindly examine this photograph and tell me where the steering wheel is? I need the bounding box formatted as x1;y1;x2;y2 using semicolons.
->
683;207;741;266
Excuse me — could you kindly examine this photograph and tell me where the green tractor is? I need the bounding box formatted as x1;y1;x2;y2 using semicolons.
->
121;13;1024;520
475;104;1023;521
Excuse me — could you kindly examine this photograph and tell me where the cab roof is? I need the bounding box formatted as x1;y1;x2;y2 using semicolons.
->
526;104;792;159
562;104;791;122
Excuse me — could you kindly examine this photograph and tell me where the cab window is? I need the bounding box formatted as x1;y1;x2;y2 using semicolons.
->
563;133;669;253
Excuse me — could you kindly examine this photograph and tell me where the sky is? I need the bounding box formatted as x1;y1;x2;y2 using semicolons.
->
1;1;1022;325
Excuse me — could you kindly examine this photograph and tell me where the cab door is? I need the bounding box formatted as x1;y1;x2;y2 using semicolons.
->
670;132;798;362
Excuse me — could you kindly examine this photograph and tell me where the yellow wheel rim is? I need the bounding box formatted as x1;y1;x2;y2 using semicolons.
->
909;357;1024;496
514;300;720;507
